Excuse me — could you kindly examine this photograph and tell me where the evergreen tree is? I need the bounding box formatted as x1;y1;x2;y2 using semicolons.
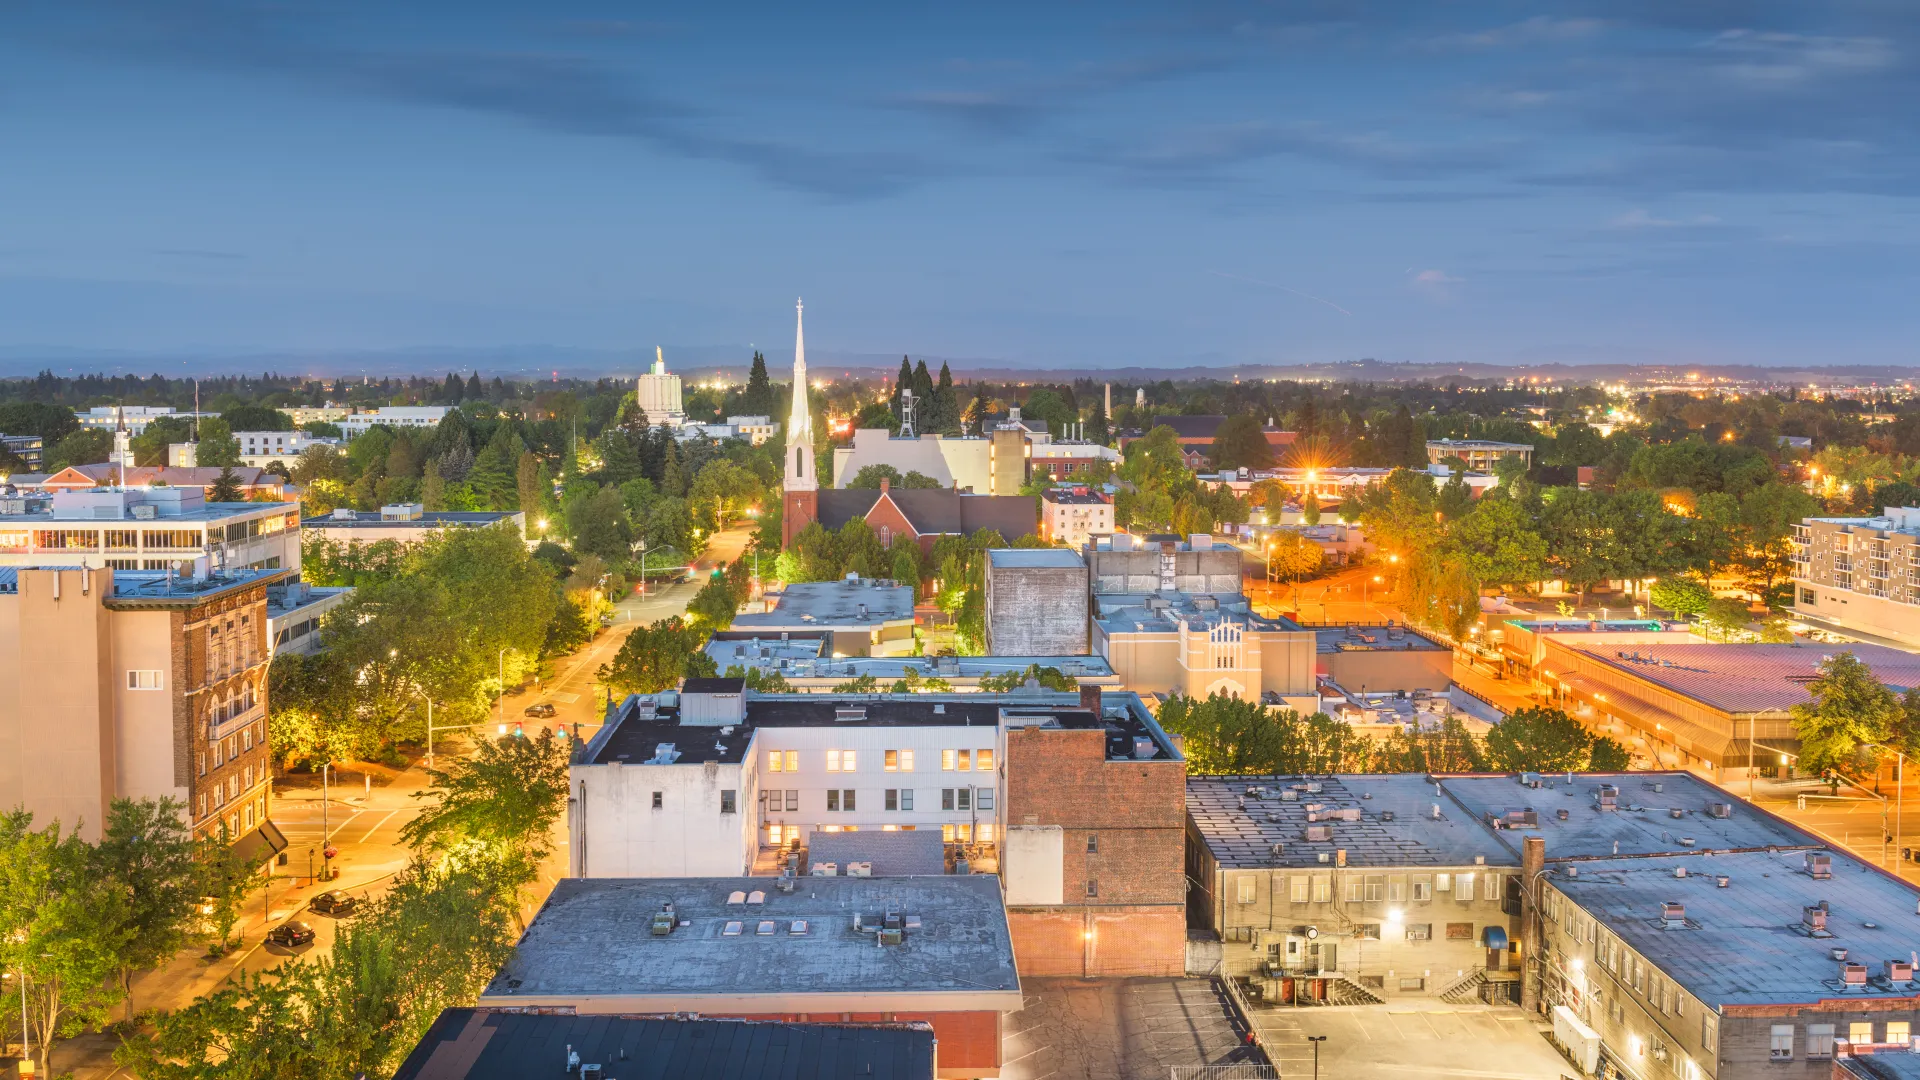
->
598;429;643;485
660;437;686;497
465;372;484;401
443;372;464;403
468;424;521;509
1088;394;1110;444
208;465;244;502
515;451;543;515
911;359;935;422
421;461;446;510
932;361;960;434
743;351;774;416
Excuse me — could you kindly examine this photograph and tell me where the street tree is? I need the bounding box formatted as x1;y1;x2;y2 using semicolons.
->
598;617;709;694
1650;575;1712;618
402;729;573;885
1791;651;1899;777
94;797;201;1019
1484;707;1605;773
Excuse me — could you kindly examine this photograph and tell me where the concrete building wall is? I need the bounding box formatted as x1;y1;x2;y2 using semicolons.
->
830;430;993;493
990;430;1026;496
984;562;1087;655
1322;646;1452;693
113;608;186;808
1097;622;1316;700
1087;547;1243;595
753;724;1004;844
571;759;756;878
0;568;116;839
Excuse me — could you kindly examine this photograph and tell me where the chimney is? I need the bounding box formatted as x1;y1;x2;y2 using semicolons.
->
1080;684;1102;714
879;477;890;493
1520;835;1545;1014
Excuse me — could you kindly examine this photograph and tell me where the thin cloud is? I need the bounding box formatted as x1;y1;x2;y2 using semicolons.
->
1424;16;1606;50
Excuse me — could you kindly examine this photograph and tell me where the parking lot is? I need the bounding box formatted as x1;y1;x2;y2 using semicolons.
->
1252;1002;1574;1079
1003;977;1267;1080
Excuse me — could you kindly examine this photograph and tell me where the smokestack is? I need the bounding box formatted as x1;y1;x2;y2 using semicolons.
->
1521;835;1545;1015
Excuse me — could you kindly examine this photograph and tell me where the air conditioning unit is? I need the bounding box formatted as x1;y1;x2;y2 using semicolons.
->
811;862;838;876
1888;960;1916;984
1708;802;1732;819
847;861;872;877
1304;825;1332;842
1806;852;1833;879
1841;962;1869;987
1660;901;1686;930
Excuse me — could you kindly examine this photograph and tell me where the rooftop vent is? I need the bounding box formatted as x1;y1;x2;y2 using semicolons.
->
747;890;765;904
1380;811;1395;822
1660;901;1687;929
648;742;680;765
1556;808;1571;822
1678;837;1696;848
726;890;747;905
1716;875;1730;888
834;706;868;722
1673;867;1688;879
1806;852;1834;880
1597;785;1620;811
1708;802;1732;819
1304;825;1332;842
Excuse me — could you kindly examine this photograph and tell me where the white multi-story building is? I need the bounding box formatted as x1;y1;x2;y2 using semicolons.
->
231;430;335;467
0;487;302;574
74;406;217;436
726;415;778;445
1039;486;1113;548
568;681;1178;879
338;406;452;439
637;347;685;426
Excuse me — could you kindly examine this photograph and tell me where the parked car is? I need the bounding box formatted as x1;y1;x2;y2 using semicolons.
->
308;890;359;916
267;921;316;947
524;702;557;718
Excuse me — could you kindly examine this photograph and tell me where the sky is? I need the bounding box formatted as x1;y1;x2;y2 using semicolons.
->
3;0;1920;371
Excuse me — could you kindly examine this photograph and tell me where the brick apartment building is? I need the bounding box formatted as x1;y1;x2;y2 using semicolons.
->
0;565;282;850
1001;685;1189;978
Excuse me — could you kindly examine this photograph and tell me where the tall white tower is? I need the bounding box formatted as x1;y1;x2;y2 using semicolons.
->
636;345;685;426
782;300;818;547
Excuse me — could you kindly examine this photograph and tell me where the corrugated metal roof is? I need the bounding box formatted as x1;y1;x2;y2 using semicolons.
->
1571;643;1920;713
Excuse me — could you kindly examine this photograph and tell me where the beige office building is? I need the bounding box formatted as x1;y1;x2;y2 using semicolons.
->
0;566;282;850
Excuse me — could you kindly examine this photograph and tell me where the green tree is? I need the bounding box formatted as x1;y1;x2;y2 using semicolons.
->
567;486;633;564
207;464;244;502
1791;651;1899;777
196;417;243;468
1265;531;1323;593
687;569;742;630
598;617;709;694
1701;596;1753;639
1484;707;1603;773
1300;490;1321;526
1449;496;1547;590
421;459;447;511
47;428;112;470
401;729;572;878
1155;694;1369;774
847;463;904;489
94;797;201;1020
1650;575;1712;618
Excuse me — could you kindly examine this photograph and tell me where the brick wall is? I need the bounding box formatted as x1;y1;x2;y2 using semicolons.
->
1004;718;1188;976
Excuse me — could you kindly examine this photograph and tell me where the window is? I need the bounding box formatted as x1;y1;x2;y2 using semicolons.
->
785;790;799;811
242;727;253;751
720;790;737;814
197;754;206;777
1355;923;1381;940
977;823;994;843
1344;879;1365;902
198;793;207;818
243;803;254;829
1313;876;1332;903
843;789;856;811
1801;588;1816;604
213;741;225;767
651;791;663;809
1889;1021;1911;1045
1364;875;1385;902
1702;1016;1717;1052
827;790;840;811
242;766;253;789
1237;877;1257;905
782;750;798;771
886;749;911;771
886;789;899;811
1087;834;1099;853
977;788;994;810
1085;880;1098;898
1446;922;1473;940
1456;873;1473;901
977;748;993;771
1807;1024;1835;1059
899;789;913;811
1405;923;1432;941
1388;876;1407;903
1290;877;1310;903
827;749;843;772
957;749;971;771
1436;873;1452;892
127;670;164;690
942;749;956;770
1399;977;1425;991
768;750;785;772
1413;875;1432;901
1850;1022;1874;1045
1770;1025;1793;1061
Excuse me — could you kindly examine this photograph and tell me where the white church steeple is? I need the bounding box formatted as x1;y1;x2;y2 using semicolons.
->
784;299;816;493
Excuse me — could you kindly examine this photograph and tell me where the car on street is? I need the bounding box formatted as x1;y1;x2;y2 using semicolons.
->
267;921;316;948
524;702;557;718
308;890;359;916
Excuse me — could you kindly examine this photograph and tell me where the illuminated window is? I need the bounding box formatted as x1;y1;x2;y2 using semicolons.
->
768;751;784;772
976;749;993;771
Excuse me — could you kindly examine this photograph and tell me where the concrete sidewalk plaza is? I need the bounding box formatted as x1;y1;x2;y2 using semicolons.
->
1252;1002;1574;1080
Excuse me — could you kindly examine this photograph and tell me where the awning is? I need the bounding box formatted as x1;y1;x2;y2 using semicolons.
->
1482;926;1509;949
231;820;288;866
1557;673;1736;763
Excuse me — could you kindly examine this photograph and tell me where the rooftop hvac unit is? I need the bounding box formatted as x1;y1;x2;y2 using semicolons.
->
1806;852;1834;879
1596;785;1620;811
132;503;158;520
1519;772;1542;787
1888;960;1917;984
834;706;868;722
1268;843;1286;862
1305;825;1333;842
811;862;838;877
1660;902;1687;929
847;861;872;878
1304;782;1324;794
1841;962;1870;987
1708;802;1732;819
580;1065;604;1080
1802;904;1832;937
1335;808;1362;822
650;906;677;936
1280;789;1299;802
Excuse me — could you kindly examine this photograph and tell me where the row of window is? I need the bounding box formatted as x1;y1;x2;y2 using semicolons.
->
756;787;996;813
199;722;263;775
769;748;995;774
1235;871;1506;905
767;822;993;844
1771;1021;1907;1060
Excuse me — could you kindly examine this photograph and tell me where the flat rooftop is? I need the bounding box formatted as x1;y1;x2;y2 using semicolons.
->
702;649;1117;684
1188;775;1518;870
1438;772;1822;860
707;635;828;669
1312;624;1446;653
394;1010;935;1080
987;548;1086;568
1552;847;1920;1007
806;829;948;876
589;692;1178;765
1843;1053;1920;1080
2;501;291;523
733;578;915;627
1095;592;1302;635
1502;619;1687;634
303;510;518;529
480;876;1019;1002
1568;642;1920;712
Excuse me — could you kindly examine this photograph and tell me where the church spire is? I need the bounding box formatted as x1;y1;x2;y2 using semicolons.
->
784;299;816;493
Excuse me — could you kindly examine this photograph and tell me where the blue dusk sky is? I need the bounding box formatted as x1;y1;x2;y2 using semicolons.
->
2;1;1919;369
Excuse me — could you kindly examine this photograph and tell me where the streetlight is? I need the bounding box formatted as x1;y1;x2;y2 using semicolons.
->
1307;1035;1327;1080
1866;741;1906;874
